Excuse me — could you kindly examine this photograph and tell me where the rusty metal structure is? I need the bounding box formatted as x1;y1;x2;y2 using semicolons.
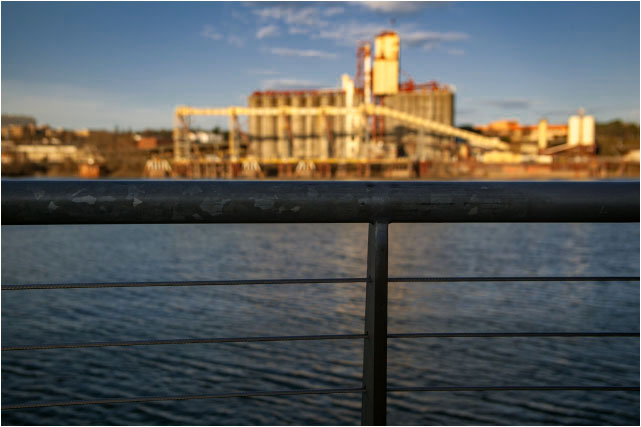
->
172;31;508;178
172;102;507;173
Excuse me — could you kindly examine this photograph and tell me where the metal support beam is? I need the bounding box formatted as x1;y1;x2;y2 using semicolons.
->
174;102;507;152
362;221;388;425
229;110;237;160
173;114;191;161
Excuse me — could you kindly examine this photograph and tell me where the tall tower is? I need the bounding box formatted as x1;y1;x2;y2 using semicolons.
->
538;119;548;151
372;31;399;96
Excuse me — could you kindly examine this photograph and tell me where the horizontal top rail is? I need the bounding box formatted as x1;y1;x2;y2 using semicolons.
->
1;180;638;225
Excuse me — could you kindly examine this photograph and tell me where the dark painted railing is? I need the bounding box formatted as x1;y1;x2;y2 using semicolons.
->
2;180;640;425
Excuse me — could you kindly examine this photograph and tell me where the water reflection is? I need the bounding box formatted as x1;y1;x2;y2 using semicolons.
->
2;223;639;425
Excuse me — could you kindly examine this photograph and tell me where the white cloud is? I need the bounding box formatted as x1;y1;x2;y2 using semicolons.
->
313;22;467;51
269;47;338;59
357;1;428;14
448;48;464;56
256;24;280;39
289;27;310;35
402;30;468;49
251;4;345;37
260;78;326;90
201;25;245;46
231;9;250;24
316;22;389;45
247;69;280;76
421;42;437;52
254;5;322;27
324;6;345;17
249;4;467;53
227;35;244;47
484;99;533;110
314;22;469;49
201;25;223;40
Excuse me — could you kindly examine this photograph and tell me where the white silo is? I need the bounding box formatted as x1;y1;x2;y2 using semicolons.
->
567;111;595;146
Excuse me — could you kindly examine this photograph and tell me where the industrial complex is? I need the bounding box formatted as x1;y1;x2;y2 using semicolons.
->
170;31;514;178
165;30;621;179
3;31;636;180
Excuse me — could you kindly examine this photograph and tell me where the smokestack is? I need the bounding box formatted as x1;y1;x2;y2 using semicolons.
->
363;43;372;104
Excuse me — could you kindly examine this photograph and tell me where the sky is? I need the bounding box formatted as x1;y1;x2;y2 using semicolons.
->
2;1;639;130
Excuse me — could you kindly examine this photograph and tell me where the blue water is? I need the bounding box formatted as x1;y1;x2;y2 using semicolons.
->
2;223;639;425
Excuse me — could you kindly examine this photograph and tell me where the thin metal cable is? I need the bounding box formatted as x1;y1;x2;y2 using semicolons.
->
3;276;638;291
1;277;367;291
1;387;366;410
388;386;639;392
389;276;639;283
388;332;640;339
5;332;636;351
2;333;366;352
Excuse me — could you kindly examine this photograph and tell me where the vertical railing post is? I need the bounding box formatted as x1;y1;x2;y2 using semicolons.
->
362;221;388;425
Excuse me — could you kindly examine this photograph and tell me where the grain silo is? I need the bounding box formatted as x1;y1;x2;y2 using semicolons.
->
247;30;456;162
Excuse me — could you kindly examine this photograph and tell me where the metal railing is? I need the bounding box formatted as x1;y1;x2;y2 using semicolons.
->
2;180;639;425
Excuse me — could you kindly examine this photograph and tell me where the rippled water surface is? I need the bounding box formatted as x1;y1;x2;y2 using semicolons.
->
2;223;639;425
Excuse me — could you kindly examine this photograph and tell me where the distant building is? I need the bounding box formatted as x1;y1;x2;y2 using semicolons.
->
1;115;36;127
135;134;174;151
137;137;158;150
14;145;78;163
2;124;37;140
475;109;597;156
74;129;90;138
240;31;455;162
1;140;16;164
475;119;568;151
143;156;172;178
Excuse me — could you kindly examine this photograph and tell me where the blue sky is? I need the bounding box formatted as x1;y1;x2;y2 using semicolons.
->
2;1;639;130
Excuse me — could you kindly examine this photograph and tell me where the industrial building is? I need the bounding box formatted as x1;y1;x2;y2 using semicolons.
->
245;32;455;163
170;31;513;178
474;109;596;156
170;31;617;179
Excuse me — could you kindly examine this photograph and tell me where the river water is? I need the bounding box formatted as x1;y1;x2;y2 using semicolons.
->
2;222;639;425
